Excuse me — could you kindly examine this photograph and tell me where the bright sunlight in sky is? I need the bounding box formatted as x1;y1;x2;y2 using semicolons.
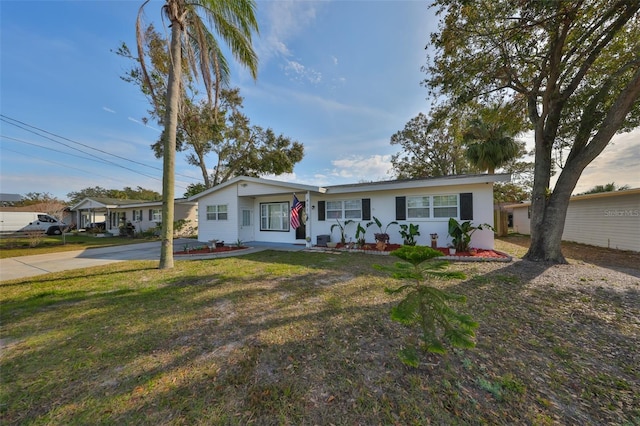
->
1;1;638;200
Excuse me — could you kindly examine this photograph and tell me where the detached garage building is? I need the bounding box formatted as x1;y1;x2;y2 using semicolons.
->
509;188;640;252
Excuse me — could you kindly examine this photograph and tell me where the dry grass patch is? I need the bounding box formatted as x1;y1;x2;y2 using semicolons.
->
1;248;638;425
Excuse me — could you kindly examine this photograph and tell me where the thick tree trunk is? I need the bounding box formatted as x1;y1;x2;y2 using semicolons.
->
525;112;560;262
158;17;182;269
525;67;640;263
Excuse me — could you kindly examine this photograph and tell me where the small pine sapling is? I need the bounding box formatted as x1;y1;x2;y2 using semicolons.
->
375;245;478;367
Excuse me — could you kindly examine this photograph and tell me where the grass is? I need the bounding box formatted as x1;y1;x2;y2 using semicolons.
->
1;243;638;425
0;234;160;259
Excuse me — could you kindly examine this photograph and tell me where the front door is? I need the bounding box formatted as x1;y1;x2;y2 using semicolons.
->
239;209;254;242
295;202;306;240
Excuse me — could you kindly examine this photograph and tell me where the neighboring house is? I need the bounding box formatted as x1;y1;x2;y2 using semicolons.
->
70;197;197;234
508;188;640;252
189;174;510;249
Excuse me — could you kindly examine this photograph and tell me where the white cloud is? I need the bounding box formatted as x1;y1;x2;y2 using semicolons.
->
329;155;394;182
103;107;115;113
257;1;320;65
284;60;322;84
572;129;640;193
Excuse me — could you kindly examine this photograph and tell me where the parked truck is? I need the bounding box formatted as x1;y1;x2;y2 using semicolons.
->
0;212;67;235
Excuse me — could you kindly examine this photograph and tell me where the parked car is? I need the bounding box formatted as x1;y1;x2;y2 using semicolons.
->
0;212;67;235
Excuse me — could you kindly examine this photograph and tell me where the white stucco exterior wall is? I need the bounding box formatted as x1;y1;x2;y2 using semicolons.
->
193;175;506;250
308;182;496;249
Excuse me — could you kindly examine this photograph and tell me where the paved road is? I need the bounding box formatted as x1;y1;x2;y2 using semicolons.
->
0;240;306;282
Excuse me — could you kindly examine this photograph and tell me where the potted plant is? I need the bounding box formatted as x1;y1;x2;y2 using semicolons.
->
447;218;493;253
331;219;354;245
448;244;456;255
399;223;420;246
366;216;398;244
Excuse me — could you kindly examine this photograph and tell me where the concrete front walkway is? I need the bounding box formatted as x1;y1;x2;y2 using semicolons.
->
0;239;306;282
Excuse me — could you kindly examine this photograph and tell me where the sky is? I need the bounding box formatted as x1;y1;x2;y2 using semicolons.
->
1;0;638;202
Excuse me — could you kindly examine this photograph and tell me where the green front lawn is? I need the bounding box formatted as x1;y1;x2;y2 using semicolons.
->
1;248;638;424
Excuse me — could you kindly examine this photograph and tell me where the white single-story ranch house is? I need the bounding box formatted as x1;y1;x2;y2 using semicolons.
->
189;174;510;249
508;187;640;252
70;197;197;234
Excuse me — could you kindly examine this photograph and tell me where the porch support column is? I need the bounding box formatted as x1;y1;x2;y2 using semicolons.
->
305;191;312;248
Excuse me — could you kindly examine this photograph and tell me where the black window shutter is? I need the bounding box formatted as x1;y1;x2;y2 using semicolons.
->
362;198;371;220
395;197;406;220
460;193;473;220
149;209;152;220
318;201;326;221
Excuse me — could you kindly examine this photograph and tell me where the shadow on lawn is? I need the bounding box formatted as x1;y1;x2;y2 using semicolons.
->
444;258;640;425
2;251;639;425
2;264;410;424
497;235;640;277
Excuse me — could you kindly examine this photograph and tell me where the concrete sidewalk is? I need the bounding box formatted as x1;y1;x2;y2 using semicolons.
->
0;239;306;282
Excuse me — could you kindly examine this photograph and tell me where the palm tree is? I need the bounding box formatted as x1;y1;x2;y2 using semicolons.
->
137;0;258;269
462;104;523;174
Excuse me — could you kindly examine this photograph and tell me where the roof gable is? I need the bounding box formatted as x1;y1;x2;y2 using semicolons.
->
70;197;188;210
188;176;326;200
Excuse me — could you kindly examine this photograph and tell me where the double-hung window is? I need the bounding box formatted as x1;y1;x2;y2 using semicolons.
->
151;209;162;222
405;194;459;219
407;196;430;218
326;199;362;220
433;195;458;218
206;205;228;221
260;202;289;231
326;201;343;219
133;210;142;222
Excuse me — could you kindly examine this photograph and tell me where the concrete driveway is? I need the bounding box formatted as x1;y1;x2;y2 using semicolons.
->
0;239;305;282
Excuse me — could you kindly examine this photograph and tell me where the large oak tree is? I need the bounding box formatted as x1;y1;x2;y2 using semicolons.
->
425;0;640;263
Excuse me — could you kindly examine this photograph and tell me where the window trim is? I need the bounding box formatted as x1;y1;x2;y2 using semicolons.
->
151;209;162;222
432;194;459;218
260;202;290;232
404;194;460;220
406;196;431;219
324;199;363;221
206;204;228;221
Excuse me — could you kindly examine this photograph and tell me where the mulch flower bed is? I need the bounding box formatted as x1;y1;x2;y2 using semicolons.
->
319;243;509;260
434;247;509;259
174;245;247;255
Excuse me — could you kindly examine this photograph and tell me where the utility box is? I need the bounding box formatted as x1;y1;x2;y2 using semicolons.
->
316;235;330;247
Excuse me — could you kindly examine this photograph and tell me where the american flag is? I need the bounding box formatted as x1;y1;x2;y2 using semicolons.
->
291;195;302;229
